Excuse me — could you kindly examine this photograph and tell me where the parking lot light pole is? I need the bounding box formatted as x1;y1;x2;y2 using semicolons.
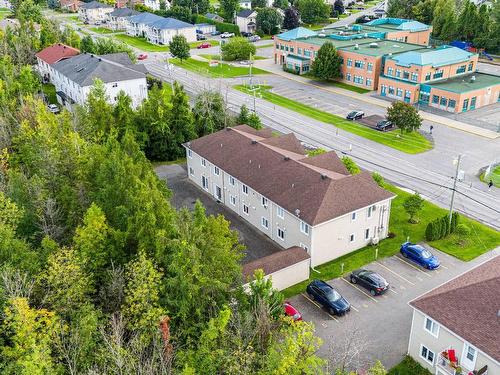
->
449;154;462;227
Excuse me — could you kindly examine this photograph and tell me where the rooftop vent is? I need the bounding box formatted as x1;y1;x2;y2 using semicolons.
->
295;208;300;217
369;42;379;48
251;140;257;144
76;67;84;72
364;33;368;37
220;143;223;147
470;75;476;82
321;174;327;180
284;156;290;161
354;44;359;50
90;54;94;57
249;159;252;164
318;33;326;37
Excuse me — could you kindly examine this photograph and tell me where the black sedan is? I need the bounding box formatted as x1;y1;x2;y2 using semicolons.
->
306;280;351;316
346;110;364;120
375;120;394;131
350;269;389;296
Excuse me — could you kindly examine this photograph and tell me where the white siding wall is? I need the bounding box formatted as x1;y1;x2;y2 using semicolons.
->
244;258;310;291
78;7;113;24
408;309;499;375
147;26;197;44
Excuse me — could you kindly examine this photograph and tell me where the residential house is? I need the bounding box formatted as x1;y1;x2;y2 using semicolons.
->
408;256;500;375
59;0;83;12
144;0;161;10
0;0;11;8
185;125;395;267
195;22;216;34
107;7;139;30
239;0;251;9
35;43;80;82
205;12;224;23
146;17;197;44
50;52;148;108
126;12;163;37
236;9;257;34
78;1;114;24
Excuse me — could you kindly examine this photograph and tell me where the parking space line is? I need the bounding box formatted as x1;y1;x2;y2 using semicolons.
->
375;261;416;286
340;278;378;303
439;264;449;270
300;293;339;322
389;288;398;295
350;304;360;312
393;256;433;278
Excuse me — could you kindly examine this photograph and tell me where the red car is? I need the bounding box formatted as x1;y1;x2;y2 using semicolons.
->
137;53;148;60
284;302;302;321
197;42;212;49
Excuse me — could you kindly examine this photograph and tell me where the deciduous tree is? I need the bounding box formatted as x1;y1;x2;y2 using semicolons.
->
194;90;227;136
169;81;196;159
297;0;330;24
283;6;300;29
311;42;342;80
221;37;257;61
220;0;239;22
386;101;422;134
169;34;190;62
403;192;424;223
256;7;283;35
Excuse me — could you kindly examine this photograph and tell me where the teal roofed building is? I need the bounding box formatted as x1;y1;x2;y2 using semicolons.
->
389;46;477;67
277;27;317;41
366;18;431;32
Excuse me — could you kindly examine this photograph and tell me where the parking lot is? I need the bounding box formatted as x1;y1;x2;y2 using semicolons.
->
288;247;493;369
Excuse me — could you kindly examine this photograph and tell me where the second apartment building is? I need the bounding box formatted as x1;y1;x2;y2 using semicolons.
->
185;125;395;267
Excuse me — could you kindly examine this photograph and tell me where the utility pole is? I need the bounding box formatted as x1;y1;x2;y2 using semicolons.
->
249;52;253;88
449;154;462;227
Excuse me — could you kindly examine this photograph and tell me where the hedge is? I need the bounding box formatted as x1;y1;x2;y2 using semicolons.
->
425;212;459;241
194;15;240;35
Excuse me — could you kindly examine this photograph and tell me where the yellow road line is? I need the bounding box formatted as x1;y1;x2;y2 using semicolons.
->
301;293;339;322
394;256;433;278
375;261;416;286
340;277;378;303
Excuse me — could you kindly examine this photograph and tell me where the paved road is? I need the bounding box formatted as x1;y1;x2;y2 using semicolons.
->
145;61;500;230
327;1;385;27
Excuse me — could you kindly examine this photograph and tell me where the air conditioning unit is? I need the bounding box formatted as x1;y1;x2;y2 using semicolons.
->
371;237;380;245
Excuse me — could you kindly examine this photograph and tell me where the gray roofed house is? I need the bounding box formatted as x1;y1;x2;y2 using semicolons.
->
128;11;164;25
109;7;139;17
149;17;194;30
79;0;112;8
205;12;224;22
78;0;114;24
146;16;197;44
237;9;255;18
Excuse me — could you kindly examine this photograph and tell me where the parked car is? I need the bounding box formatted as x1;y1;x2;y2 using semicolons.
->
350;269;389;295
306;280;350;316
197;42;212;49
400;242;440;270
220;32;235;38
196;29;203;34
375;120;394;131
284;302;302;321
196;34;207;40
241;31;253;37
271;35;275;39
137;53;148;60
346;110;364;120
248;35;261;42
211;30;221;36
47;104;60;114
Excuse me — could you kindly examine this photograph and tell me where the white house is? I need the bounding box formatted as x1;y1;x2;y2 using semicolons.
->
235;9;257;33
146;17;197;44
185;125;395;267
78;1;114;24
126;11;163;37
107;7;139;30
50;52;148;109
408;256;500;375
239;0;251;9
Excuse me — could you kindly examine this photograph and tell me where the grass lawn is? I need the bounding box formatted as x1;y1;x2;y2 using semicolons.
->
388;356;432;375
234;84;432;154
42;83;57;104
256;43;274;49
282;182;500;297
113;34;169;52
90;27;114;34
199;54;266;61
68;15;80;22
189;39;220;49
480;165;500;188
304;23;331;30
171;58;268;78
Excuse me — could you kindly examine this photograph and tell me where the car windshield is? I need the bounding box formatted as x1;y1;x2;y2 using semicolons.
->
325;289;341;302
421;250;433;259
348;111;357;117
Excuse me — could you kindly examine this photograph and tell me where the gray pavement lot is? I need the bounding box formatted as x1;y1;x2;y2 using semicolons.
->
155;163;283;263
288;248;497;370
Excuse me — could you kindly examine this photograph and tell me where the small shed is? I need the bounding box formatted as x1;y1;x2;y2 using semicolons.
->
195;23;216;34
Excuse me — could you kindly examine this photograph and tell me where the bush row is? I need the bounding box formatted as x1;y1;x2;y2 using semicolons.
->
425;212;459;241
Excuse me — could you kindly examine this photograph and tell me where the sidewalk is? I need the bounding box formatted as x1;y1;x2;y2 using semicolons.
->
254;59;500;140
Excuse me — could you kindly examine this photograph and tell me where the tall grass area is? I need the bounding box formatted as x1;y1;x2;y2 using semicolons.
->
282;181;500;297
234;84;433;154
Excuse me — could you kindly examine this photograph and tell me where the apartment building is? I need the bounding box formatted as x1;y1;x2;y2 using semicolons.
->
126;12;163;37
107;7;139;30
408;256;499;375
35;43;80;82
185;125;394;267
78;1;114;24
49;52;148;108
146;17;197;44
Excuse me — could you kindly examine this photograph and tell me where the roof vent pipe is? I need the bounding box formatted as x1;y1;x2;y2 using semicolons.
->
251;140;257;144
321;174;327;180
284;156;290;161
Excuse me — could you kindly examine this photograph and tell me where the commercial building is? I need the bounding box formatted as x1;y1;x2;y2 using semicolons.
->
185;125;394;267
78;1;114;24
408;256;500;375
49;52;148;108
107;7;139;30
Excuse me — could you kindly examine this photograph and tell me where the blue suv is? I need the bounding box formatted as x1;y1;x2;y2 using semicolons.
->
306;280;351;316
400;242;440;270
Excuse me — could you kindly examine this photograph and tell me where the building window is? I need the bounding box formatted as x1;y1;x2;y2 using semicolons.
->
424;317;439;337
261;217;269;229
349;233;355;242
440;97;447;106
189;167;194;176
365;228;370;239
420;345;435;365
462;344;477;368
242;184;248;195
448;99;456;108
433;70;443;79
298;47;302;55
367;62;373;72
351;212;356;220
366;78;372;86
300;221;309;235
468;62;473;71
462;99;469;111
470;96;476;109
425;72;431;81
387;67;393;76
230;195;236;206
277;227;285;241
304;49;311;57
187;149;192;158
202;175;209;190
290;47;294;53
201;158;206;167
346;73;351;81
277;206;284;219
432;95;439;104
229;176;235;186
411;73;418;82
354;60;364;68
405;90;411;99
403;71;409;79
456;65;466;74
346;58;352;67
396;88;403;97
354;75;364;84
262;196;268;208
243;204;249;215
367;206;372;218
396;69;401;78
214;166;220;175
388;86;395;95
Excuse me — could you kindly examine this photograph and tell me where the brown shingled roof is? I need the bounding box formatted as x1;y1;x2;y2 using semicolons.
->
242;246;310;281
187;126;394;225
410;256;500;362
35;43;80;65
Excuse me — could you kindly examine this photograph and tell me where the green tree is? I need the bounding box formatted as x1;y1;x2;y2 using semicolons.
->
39;19;61;49
432;0;456;40
169;81;196;159
297;0;331;24
0;192;24;230
402;192;424;223
16;0;42;23
80;35;96;54
247;112;263;129
237;104;251;124
173;0;210;14
473;4;493;49
113;91;137;139
164;5;193;22
387;0;420;18
194;90;227;136
84;79;115;141
221;37;257;61
273;0;289;9
386;101;422;134
220;0;239;21
368;361;387;375
61;26;81;49
247;269;284;319
169;34;191;62
311;42;342;80
412;0;436;24
252;0;267;8
341;156;361;174
256;7;283;35
283;6;300;29
456;0;480;41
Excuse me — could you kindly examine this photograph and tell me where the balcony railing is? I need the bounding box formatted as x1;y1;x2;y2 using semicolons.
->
437;353;463;375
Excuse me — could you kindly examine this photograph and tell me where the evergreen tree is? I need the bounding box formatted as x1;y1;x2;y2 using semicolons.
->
84;79;114;141
247;112;263;129
80;35;95;54
237;104;250;124
194;90;227;136
311;42;342;80
169;81;196;159
220;0;239;22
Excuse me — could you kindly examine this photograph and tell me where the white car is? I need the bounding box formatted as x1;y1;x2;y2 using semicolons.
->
47;104;60;114
220;32;235;38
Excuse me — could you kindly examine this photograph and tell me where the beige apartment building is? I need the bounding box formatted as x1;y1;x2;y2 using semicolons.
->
408;256;499;375
184;125;394;267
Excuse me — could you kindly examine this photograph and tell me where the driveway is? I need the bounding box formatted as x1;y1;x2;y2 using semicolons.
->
288;247;499;370
155;163;283;263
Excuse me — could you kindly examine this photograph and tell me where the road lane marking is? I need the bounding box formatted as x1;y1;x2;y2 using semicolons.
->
340;278;378;302
301;293;339;322
375;261;416;285
394;256;433;278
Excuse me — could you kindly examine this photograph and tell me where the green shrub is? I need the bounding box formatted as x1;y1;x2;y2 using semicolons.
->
442;216;450;236
372;172;385;187
450;212;459;233
221;37;256;61
425;221;434;241
455;223;471;236
193;14;240;35
341;156;360;175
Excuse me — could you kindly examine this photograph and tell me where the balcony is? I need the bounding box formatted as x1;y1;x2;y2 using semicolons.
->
437;350;474;375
